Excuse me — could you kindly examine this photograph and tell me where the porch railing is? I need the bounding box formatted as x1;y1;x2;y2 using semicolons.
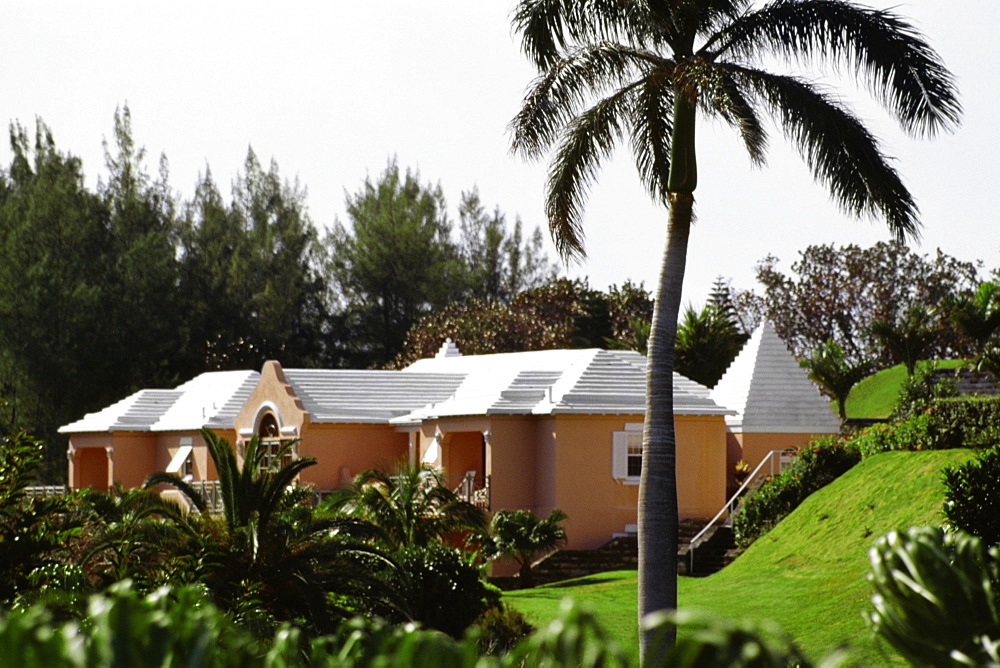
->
687;449;792;573
24;485;69;498
187;480;224;514
448;473;491;511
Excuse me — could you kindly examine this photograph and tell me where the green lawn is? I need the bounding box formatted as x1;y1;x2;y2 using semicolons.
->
504;449;975;664
842;359;964;419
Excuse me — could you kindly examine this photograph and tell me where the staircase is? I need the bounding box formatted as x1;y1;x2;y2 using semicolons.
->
507;518;734;588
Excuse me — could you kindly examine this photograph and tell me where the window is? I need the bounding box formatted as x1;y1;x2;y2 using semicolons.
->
255;413;295;474
612;423;643;483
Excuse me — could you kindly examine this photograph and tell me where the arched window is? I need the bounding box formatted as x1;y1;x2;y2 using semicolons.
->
255;412;294;473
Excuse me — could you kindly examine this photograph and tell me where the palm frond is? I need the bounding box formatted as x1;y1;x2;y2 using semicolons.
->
544;82;641;259
699;64;768;166
630;71;675;205
733;66;919;241
512;0;655;70
713;0;961;136
144;472;209;515
510;42;658;159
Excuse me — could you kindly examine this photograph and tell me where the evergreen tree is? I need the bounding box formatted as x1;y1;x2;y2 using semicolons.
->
327;160;463;365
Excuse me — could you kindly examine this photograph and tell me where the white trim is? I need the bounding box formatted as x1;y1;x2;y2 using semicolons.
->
166;444;194;474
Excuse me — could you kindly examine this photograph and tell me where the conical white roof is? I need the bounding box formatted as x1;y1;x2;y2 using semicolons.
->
710;322;840;433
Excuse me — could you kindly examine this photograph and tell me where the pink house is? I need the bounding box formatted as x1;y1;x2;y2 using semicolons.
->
61;342;734;550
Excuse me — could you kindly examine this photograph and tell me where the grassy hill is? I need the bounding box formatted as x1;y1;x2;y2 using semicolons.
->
842;359;964;419
504;449;975;664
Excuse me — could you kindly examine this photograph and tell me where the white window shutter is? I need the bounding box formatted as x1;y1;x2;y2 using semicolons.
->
612;431;628;479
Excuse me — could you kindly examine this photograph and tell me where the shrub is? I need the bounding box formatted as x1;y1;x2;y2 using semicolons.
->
942;443;1000;547
850;411;937;458
393;543;500;638
868;527;1000;666
733;437;860;549
926;396;1000;449
471;606;534;656
890;366;958;421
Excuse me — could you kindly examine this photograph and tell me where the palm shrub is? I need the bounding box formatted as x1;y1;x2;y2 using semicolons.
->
868;527;1000;666
145;429;399;637
943;444;1000;548
475;509;568;588
326;464;488;550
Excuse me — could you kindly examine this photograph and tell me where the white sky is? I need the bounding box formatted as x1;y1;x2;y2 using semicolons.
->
2;1;995;307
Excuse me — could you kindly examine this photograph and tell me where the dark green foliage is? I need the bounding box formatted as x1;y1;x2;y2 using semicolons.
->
471;606;534;656
943;445;1000;548
145;430;399;637
733;437;860;549
868;527;1000;666
890;366;959;421
644;609;810;668
928;396;1000;450
475;509;568;587
457;188;557;305
869;305;940;377
674;295;749;388
326;463;487;550
946;281;1000;359
179;151;330;372
327;160;464;366
799;340;872;420
0;432;82;606
393;543;499;638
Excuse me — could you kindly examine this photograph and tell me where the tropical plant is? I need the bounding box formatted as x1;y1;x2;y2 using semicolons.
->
869;305;939;376
326;463;487;550
674;301;748;388
78;484;193;590
475;509;568;588
800;340;872;421
942;444;1000;548
868;527;1000;666
0;432;82;606
948;282;1000;359
509;1;959;657
392;542;500;638
145;429;396;636
146;429;315;536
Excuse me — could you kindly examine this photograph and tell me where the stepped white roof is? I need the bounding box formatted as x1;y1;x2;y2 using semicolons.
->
60;344;732;434
59;370;260;434
709;322;840;434
396;347;729;423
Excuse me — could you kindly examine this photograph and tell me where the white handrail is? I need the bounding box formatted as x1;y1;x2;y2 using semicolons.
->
687;449;787;573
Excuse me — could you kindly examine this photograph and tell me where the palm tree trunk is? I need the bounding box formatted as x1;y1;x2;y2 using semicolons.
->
638;191;693;662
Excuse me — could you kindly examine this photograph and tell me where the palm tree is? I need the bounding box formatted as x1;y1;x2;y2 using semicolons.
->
947;282;1000;358
475;508;568;588
675;302;748;388
800;339;872;420
145;429;397;635
869;305;938;376
509;0;960;657
326;463;487;551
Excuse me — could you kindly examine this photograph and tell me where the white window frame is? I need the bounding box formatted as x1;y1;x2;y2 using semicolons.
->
612;423;643;484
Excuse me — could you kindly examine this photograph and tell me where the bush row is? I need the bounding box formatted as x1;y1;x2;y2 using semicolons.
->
734;395;1000;550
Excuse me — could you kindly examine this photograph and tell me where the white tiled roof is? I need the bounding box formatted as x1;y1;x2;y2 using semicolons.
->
59;370;259;433
710;322;840;433
396;347;729;422
281;369;466;424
